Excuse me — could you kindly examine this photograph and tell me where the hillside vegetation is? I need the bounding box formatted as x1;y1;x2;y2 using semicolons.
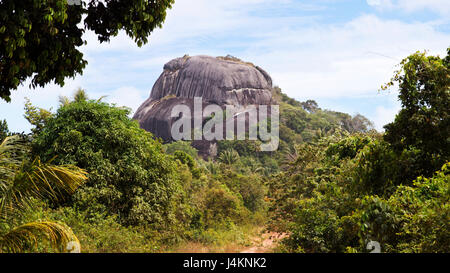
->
0;48;448;253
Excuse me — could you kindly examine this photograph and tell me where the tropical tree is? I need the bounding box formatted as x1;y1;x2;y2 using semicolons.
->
0;0;175;101
0;135;87;253
23;98;53;135
0;120;8;142
218;149;240;165
301;100;319;113
382;48;450;178
31;98;182;227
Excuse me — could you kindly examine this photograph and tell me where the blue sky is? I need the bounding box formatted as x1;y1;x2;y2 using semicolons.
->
1;0;450;132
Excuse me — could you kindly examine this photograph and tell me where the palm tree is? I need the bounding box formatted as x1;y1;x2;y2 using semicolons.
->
0;135;87;253
59;89;106;106
203;160;220;175
218;149;240;165
73;88;89;102
58;95;71;107
281;145;299;170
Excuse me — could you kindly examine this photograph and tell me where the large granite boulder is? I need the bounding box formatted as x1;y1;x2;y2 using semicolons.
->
133;55;274;156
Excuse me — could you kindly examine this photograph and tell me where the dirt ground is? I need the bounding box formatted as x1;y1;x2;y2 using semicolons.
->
239;231;287;253
167;228;287;253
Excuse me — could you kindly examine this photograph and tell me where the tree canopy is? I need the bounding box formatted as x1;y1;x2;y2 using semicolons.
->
267;48;450;253
31;97;182;227
383;48;450;177
0;0;175;102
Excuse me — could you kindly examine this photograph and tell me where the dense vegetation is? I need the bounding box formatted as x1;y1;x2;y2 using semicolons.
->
0;48;448;253
32;94;184;228
0;0;174;101
268;48;449;253
0;134;87;253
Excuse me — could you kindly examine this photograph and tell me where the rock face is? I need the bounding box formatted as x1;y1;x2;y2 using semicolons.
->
133;55;274;156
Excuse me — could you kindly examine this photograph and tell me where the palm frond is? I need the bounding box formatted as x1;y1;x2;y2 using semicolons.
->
0;135;29;159
58;96;71;107
0;221;79;253
73;88;88;102
203;160;220;175
0;136;32;216
0;158;87;218
282;145;299;168
0;137;86;253
96;95;108;103
218;149;240;165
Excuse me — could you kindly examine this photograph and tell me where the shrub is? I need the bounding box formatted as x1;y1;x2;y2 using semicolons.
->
359;162;450;253
32;100;183;228
164;141;199;159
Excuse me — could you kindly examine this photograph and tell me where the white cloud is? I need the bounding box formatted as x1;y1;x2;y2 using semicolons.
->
71;1;450;103
1;0;449;133
102;87;147;115
366;0;394;8
397;0;450;15
367;0;450;15
0;78;83;133
373;103;401;131
246;14;449;100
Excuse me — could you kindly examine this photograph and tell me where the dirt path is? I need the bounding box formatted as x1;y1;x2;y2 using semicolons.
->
240;231;287;253
167;227;287;253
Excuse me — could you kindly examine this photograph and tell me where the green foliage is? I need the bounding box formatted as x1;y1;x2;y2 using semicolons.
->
31;99;182;228
18;95;269;251
2;47;447;254
390;163;450;252
12;202;164;253
359;163;450;252
179;224;253;252
274;141;361;252
73;88;89;103
217;140;260;158
216;140;280;176
174;151;195;169
164;141;199;159
47;206;163;253
326;134;373;160
0;135;87;217
272;131;449;253
274;89;374;146
173;151;201;179
301;100;319;113
218;149;240;165
202;159;220;175
235;175;266;213
351;138;400;196
0;120;9;142
284;199;359;253
345;114;375;133
383;48;450;178
282;104;308;134
212;87;374;180
23;98;53;135
274;86;301;108
216;168;267;213
0;0;174;101
270;48;449;253
268;133;357;232
202;183;247;227
0;135;87;253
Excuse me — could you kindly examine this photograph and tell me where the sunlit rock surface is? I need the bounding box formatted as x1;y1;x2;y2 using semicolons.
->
133;55;274;156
